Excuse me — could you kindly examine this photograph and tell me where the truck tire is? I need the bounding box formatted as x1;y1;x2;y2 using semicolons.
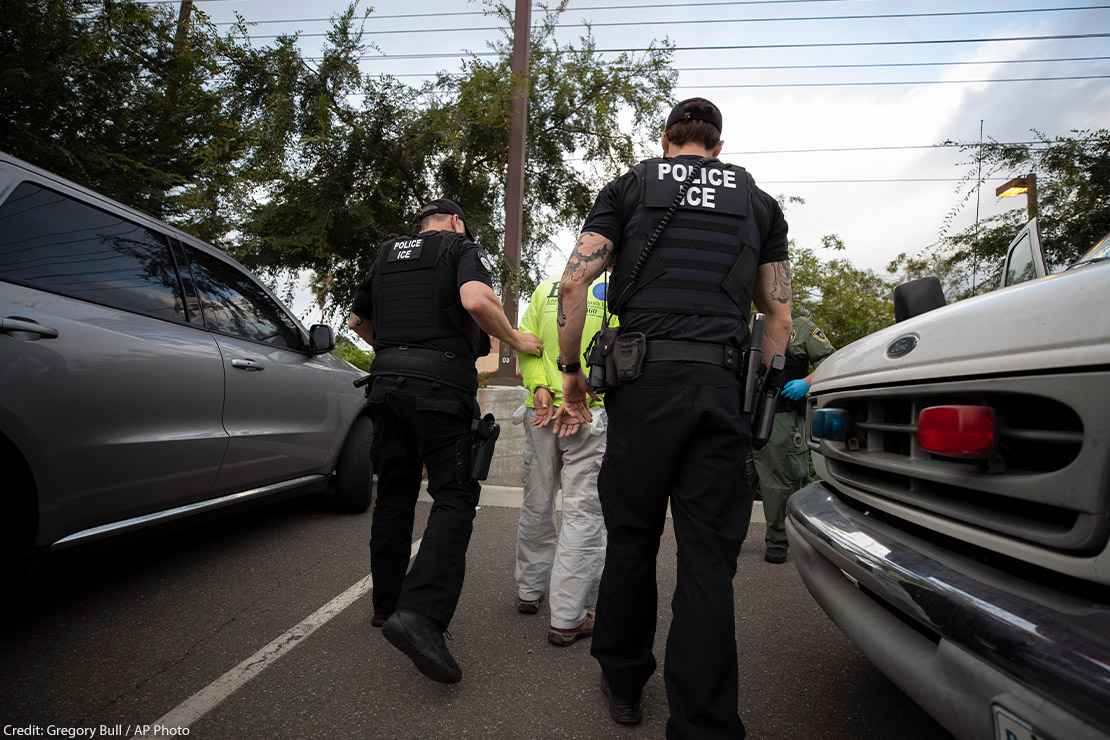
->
329;415;374;513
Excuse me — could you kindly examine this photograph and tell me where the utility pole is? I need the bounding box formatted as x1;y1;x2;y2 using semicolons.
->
157;0;194;218
166;0;193;108
490;0;532;385
173;0;194;57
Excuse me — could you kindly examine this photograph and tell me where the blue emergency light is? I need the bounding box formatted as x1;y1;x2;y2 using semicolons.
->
810;408;852;442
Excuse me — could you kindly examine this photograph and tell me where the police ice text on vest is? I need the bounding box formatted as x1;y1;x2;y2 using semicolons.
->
390;238;424;261
657;162;738;209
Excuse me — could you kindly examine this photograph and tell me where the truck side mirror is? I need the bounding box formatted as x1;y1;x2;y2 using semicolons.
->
893;278;946;323
309;324;336;354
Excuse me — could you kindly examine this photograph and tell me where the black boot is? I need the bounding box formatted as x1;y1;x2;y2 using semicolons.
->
382;610;462;684
600;673;642;725
764;546;788;564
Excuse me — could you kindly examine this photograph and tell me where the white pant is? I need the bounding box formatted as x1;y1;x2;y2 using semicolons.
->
515;409;608;629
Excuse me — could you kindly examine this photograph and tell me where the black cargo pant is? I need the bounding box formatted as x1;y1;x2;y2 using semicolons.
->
592;362;753;740
366;374;481;629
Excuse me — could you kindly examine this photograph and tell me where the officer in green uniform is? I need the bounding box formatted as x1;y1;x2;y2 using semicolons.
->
753;313;834;564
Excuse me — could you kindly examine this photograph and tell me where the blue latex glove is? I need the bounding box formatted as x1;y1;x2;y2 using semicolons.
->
781;378;811;401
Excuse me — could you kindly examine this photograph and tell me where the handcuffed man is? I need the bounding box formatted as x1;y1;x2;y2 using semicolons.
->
514;274;614;647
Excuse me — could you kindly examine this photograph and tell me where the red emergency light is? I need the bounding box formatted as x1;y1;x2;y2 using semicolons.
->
916;405;996;458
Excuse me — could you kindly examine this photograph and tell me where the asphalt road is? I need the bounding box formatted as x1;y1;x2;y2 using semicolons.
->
1;493;953;740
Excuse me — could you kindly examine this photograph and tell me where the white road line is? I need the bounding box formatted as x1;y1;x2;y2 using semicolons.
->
140;538;423;735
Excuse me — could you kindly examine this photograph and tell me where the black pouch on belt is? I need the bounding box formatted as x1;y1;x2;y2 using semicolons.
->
586;327;620;392
611;331;647;384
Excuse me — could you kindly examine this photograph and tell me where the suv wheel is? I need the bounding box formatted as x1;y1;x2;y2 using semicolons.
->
329;415;374;513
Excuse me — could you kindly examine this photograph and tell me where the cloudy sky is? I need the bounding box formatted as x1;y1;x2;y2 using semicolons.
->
188;0;1110;321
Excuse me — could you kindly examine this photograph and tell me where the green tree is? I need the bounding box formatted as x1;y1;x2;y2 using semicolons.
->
792;235;894;350
333;334;374;371
0;0;281;242
888;130;1110;298
2;1;674;317
233;1;675;315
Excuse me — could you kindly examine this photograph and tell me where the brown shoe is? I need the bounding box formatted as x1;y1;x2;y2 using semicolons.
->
547;610;595;647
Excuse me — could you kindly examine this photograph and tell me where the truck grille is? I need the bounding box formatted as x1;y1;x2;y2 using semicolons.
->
837;394;1083;473
810;376;1109;554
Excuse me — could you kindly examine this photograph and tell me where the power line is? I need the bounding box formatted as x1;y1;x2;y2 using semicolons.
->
219;1;869;24
365;55;1110;77
568;140;1088;162
567;141;1082;162
674;73;1110;88
342;33;1110;60
388;72;1110;89
750;177;1010;184
673;55;1110;72
140;0;893;10
722;141;1059;155
241;5;1110;37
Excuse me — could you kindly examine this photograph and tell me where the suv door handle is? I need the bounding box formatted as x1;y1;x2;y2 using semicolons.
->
231;358;264;371
1;316;59;339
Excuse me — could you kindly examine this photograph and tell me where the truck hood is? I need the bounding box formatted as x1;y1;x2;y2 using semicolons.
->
811;263;1110;393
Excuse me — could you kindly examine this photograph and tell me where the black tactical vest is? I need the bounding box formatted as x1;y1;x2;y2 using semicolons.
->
609;158;762;341
371;231;490;360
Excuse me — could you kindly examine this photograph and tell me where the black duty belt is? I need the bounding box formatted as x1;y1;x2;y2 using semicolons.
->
371;345;478;393
644;339;742;372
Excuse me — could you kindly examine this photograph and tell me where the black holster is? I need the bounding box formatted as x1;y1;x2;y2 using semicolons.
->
459;413;500;482
752;354;786;450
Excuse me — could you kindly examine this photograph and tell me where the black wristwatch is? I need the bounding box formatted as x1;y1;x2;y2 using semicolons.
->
557;358;582;374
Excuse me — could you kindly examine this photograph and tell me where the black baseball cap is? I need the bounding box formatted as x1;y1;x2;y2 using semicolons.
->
417;198;475;241
665;97;723;133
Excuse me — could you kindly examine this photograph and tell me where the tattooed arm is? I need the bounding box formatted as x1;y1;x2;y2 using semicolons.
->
754;260;793;361
556;231;613;422
557;231;613;365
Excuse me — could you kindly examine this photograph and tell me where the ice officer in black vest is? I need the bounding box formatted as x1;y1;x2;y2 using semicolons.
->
555;99;793;737
348;198;542;684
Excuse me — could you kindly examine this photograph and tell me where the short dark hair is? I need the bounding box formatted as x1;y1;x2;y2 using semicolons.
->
420;213;455;232
665;119;721;149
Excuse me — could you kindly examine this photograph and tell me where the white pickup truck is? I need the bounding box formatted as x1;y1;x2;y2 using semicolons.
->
788;221;1110;740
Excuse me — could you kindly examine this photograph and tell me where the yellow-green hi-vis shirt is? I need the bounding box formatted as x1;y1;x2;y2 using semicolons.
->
517;276;616;409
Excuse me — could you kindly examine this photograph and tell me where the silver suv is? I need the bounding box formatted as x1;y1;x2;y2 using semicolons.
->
0;153;372;569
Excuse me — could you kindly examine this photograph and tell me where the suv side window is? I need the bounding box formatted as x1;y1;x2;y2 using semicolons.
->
0;181;186;322
1004;234;1037;286
187;247;306;351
